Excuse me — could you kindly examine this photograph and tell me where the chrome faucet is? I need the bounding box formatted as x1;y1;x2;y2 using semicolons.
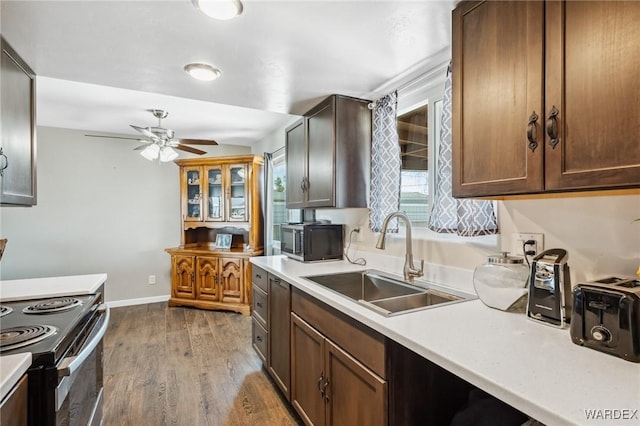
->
375;211;424;282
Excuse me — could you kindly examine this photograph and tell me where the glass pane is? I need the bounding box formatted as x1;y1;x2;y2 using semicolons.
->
186;170;201;218
207;168;223;219
398;105;429;227
229;166;246;219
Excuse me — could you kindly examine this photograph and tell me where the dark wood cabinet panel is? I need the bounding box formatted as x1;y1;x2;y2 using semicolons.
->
544;0;640;190
251;284;267;328
0;36;37;206
285;118;306;209
291;313;326;426
268;275;291;400
0;374;28;426
291;289;388;426
252;318;268;365
452;1;640;197
325;340;386;426
285;95;371;209
452;0;544;197
306;100;335;207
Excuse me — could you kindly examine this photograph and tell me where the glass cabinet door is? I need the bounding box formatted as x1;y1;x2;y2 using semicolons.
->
228;164;248;221
184;167;202;221
205;166;224;221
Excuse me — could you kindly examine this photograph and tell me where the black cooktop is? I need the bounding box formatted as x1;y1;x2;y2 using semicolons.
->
0;294;100;366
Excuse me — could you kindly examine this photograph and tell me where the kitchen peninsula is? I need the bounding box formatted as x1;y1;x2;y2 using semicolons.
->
251;255;640;426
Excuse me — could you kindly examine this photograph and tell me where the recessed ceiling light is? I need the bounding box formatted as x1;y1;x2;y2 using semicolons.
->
184;63;222;81
192;0;243;20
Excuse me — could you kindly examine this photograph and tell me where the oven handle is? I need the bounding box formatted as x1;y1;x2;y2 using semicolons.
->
58;304;110;379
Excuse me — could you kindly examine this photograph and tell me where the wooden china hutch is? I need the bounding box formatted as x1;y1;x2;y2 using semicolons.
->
165;155;264;315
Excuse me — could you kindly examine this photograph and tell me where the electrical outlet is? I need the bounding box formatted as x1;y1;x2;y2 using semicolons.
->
511;233;544;258
148;275;156;285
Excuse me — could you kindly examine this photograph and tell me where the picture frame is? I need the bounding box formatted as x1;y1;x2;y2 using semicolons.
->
215;233;232;251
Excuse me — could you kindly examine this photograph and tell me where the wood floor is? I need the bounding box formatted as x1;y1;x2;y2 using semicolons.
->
103;302;302;426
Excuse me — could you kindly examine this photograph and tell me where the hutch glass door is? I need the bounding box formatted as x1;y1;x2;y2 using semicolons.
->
228;164;248;221
185;167;202;221
206;166;224;221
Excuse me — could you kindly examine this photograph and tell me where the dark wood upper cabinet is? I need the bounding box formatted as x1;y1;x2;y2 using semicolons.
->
452;1;640;197
1;36;37;206
286;94;371;209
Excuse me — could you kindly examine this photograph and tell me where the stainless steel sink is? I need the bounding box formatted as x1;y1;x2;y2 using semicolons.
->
304;271;422;301
304;270;475;316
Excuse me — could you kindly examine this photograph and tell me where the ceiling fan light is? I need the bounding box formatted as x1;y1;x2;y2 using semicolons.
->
192;0;243;20
184;63;222;81
140;144;160;161
160;146;179;162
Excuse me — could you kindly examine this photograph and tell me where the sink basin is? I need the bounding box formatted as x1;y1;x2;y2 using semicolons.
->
367;289;462;316
304;270;474;316
304;271;423;301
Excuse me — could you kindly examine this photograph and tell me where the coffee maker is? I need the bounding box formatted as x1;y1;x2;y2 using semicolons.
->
527;248;572;328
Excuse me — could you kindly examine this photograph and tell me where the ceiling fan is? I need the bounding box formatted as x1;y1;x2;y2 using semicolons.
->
86;109;218;162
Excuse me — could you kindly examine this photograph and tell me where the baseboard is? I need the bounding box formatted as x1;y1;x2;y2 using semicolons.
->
107;294;170;308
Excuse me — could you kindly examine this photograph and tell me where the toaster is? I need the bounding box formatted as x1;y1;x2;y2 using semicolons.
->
570;277;640;363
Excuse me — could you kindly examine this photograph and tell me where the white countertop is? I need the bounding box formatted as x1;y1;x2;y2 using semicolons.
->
0;273;107;302
251;256;640;426
0;353;31;401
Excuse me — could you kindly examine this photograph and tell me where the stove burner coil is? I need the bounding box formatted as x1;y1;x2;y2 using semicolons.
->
0;325;57;351
23;297;82;314
0;305;12;317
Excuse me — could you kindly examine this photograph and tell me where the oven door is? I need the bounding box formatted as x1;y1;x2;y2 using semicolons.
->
55;304;109;426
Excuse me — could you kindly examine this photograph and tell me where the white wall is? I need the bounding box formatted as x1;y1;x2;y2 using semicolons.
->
0;127;250;303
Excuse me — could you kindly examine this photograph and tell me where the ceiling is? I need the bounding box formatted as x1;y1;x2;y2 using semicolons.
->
1;0;454;148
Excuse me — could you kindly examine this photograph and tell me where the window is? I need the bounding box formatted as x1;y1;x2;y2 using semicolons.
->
398;105;429;227
266;148;288;254
396;80;444;227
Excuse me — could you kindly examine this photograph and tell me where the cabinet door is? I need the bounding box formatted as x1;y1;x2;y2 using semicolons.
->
172;255;195;299
306;98;335;207
285;118;306;209
183;167;203;221
219;258;243;304
291;313;326;426
1;37;36;206
196;256;220;301
204;165;224;221
227;164;248;222
325;339;387;426
452;1;544;197
268;275;291;400
544;1;640;190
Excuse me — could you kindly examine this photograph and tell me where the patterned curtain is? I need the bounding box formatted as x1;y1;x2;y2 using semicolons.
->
428;65;498;236
369;91;401;233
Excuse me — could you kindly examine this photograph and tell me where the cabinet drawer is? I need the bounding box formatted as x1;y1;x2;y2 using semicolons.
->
252;318;268;364
292;287;386;379
252;266;268;292
252;285;268;328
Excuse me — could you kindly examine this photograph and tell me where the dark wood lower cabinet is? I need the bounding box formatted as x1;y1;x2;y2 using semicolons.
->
325;339;387;426
291;314;326;426
291;313;387;426
268;275;291;399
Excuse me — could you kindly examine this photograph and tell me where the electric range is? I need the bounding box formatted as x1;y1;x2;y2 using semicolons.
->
0;293;109;426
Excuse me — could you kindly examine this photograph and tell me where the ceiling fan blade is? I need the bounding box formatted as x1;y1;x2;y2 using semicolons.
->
85;134;143;141
133;143;153;151
178;138;218;146
130;125;158;140
174;144;207;155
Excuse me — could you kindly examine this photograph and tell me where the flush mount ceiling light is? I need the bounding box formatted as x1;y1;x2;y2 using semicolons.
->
192;0;243;20
184;63;222;81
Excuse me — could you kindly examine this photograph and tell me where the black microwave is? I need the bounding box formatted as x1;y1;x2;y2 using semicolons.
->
280;223;344;262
